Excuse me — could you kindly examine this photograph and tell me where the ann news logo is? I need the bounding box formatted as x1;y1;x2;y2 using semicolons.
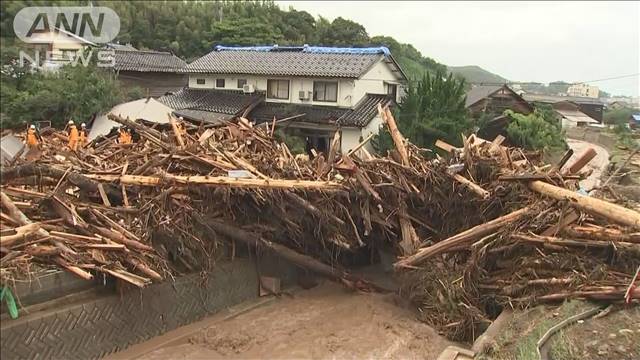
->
13;6;120;68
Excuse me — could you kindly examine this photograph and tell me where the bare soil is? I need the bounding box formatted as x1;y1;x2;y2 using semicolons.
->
135;282;453;360
478;302;640;360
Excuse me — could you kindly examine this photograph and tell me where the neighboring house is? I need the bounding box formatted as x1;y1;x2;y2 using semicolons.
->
567;83;599;98
630;114;640;129
465;84;533;118
609;101;631;110
160;45;407;153
25;27;96;70
523;94;604;123
553;101;598;128
465;84;533;141
110;48;188;98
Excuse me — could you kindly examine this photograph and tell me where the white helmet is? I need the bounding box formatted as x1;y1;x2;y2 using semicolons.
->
81;123;86;127
178;116;184;121
68;120;74;125
30;124;36;129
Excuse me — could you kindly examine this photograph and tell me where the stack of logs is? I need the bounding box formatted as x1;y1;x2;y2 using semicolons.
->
1;107;638;341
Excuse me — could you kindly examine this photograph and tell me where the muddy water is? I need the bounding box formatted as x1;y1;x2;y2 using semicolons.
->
132;282;452;360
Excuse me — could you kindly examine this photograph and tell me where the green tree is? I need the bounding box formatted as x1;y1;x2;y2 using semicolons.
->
504;109;566;151
2;63;122;128
322;17;369;46
604;107;635;125
374;70;470;152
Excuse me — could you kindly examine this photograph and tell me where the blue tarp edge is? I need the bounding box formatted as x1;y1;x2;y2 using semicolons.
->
213;45;390;56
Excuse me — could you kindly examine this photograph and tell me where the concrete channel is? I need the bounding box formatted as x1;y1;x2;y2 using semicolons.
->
1;256;296;359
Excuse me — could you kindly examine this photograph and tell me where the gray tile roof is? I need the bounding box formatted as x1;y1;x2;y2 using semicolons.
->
186;49;383;78
112;49;187;73
173;109;230;125
158;88;260;115
523;93;604;106
465;85;504;108
337;94;394;127
160;89;391;128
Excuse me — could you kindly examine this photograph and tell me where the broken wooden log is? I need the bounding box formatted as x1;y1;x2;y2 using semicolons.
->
394;207;531;269
85;173;344;191
451;173;490;199
563;147;597;176
562;225;640;243
379;104;409;165
1;163;122;203
512;233;640;255
529;180;640;229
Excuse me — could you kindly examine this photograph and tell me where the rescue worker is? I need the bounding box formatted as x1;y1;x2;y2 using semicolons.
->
67;120;79;151
118;127;132;144
78;123;88;148
26;124;40;149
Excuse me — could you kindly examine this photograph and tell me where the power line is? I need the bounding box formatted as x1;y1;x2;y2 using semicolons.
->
469;73;640;87
571;73;640;85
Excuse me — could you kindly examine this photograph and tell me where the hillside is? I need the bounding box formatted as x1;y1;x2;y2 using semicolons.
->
448;65;508;84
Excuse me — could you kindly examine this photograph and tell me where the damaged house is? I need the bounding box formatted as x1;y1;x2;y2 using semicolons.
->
464;84;533;140
159;45;407;153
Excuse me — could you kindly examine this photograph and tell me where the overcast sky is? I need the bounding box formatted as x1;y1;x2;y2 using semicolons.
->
278;1;640;96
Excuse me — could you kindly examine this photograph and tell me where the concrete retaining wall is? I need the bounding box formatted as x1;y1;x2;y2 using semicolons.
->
565;127;617;150
1;257;296;359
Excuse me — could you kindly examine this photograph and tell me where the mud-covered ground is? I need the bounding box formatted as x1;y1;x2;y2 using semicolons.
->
124;282;453;360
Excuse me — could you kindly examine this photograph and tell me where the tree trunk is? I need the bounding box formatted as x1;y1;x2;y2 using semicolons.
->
529;180;640;229
395;207;530;269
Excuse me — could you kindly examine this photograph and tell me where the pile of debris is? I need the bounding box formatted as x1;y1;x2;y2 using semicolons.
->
1;108;638;341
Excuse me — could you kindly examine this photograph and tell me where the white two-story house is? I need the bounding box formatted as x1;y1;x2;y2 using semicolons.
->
159;45;407;153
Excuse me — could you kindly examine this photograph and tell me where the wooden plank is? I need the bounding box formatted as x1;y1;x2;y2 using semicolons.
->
435;139;458;153
97;183;112;207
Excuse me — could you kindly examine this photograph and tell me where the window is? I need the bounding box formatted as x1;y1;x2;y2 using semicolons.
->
196;78;206;85
267;79;290;99
216;78;225;88
313;81;338;102
386;83;398;100
61;49;78;59
237;79;247;89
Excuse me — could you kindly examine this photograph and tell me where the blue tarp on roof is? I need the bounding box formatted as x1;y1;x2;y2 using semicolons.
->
214;45;390;56
631;114;640;123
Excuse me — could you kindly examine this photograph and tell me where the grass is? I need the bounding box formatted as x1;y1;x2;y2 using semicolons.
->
478;301;591;360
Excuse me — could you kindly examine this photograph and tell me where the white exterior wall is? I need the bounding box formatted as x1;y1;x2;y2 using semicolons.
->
567;83;599;98
340;128;362;153
340;114;384;154
187;58;405;108
353;60;404;104
189;74;354;107
29;31;89;63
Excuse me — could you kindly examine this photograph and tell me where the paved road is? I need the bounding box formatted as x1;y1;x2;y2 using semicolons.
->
566;138;610;191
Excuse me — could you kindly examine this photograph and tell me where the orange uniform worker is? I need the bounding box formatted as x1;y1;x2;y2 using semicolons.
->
26;124;40;148
78;123;88;148
118;127;132;144
67;120;79;151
